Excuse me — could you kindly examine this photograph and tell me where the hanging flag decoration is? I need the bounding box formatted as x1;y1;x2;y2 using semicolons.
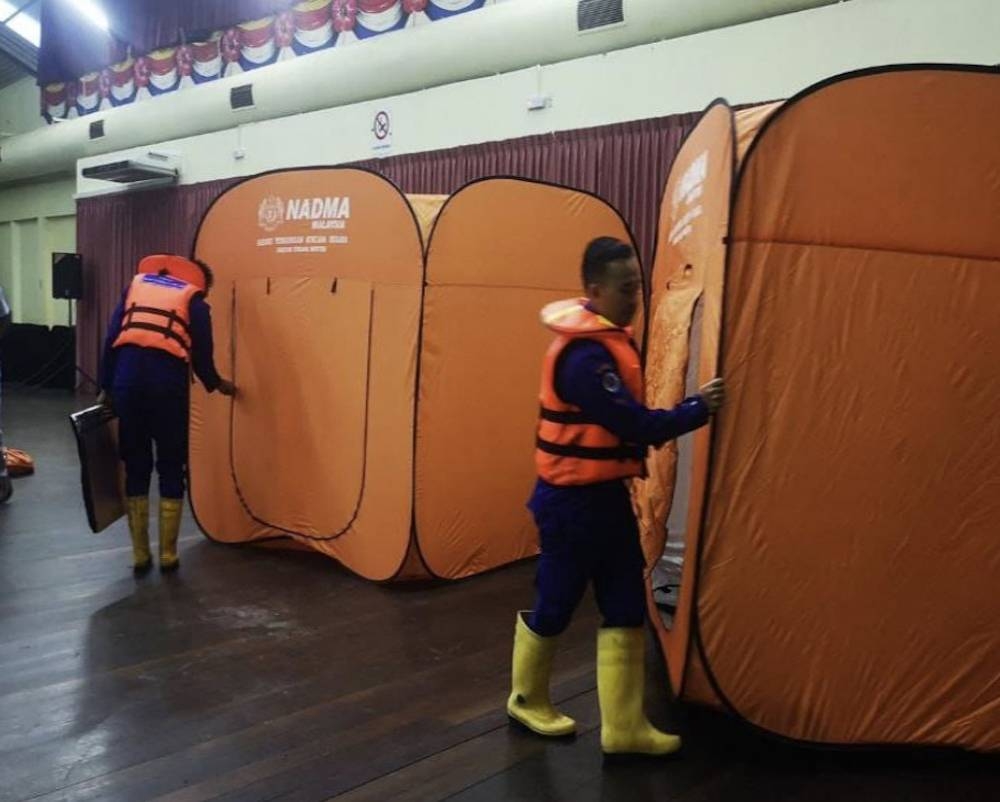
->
41;0;505;122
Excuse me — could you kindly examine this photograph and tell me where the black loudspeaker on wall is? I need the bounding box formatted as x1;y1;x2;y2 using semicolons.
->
52;252;83;300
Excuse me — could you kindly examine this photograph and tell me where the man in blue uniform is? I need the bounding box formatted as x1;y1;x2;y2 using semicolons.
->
507;237;724;757
99;255;235;574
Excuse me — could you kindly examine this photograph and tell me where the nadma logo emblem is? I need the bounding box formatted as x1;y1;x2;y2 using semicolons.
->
258;195;286;232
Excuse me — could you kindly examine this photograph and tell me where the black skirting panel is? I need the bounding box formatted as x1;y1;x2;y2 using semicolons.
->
1;324;76;390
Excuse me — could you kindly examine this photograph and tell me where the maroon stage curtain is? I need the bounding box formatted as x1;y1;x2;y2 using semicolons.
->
351;114;701;266
75;178;238;390
76;112;699;390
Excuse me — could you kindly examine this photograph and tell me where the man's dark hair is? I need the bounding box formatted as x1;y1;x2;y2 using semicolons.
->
581;237;634;288
192;258;214;290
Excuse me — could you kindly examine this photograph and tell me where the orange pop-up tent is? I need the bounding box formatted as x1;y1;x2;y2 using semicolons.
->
635;65;1000;752
191;170;636;582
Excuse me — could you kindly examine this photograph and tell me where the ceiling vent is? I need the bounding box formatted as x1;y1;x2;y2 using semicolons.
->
578;0;624;31
231;84;255;110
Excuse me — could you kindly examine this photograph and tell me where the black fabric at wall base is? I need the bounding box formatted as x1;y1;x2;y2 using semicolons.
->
1;324;77;390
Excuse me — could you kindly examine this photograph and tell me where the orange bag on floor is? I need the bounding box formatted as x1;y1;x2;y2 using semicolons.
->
3;447;34;477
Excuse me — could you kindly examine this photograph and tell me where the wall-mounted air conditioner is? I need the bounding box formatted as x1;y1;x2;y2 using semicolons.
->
80;149;179;187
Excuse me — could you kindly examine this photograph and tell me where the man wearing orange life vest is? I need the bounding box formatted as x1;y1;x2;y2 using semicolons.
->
99;255;235;574
507;237;725;758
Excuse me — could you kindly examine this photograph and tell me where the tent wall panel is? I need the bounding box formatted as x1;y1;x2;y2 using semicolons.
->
732;71;1000;262
414;286;561;579
641;67;1000;752
705;67;1000;751
704;242;1000;748
408;195;448;241
682;647;723;709
417;179;638;580
734;102;782;162
192;168;426;582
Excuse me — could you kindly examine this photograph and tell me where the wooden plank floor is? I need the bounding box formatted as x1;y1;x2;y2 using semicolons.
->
1;389;998;802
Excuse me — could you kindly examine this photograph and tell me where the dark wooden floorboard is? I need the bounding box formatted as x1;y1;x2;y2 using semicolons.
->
0;389;998;802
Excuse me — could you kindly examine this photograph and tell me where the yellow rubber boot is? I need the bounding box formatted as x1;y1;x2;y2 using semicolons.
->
158;498;183;572
506;612;576;737
597;627;682;757
126;496;151;574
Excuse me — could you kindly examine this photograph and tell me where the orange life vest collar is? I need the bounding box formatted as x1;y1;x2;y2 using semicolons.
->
539;297;635;339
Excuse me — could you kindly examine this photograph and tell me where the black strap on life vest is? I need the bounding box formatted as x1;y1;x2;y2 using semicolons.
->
535;437;645;462
539;406;597;425
122;304;192;334
120;303;192;352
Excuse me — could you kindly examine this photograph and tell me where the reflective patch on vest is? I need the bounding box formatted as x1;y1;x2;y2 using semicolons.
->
141;274;187;290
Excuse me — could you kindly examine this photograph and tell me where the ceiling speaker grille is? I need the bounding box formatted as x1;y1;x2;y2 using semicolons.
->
231;84;254;110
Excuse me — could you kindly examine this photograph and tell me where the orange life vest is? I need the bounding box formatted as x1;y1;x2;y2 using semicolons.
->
112;268;202;362
535;298;646;486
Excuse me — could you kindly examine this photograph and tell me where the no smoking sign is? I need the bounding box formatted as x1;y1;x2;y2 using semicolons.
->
371;109;392;153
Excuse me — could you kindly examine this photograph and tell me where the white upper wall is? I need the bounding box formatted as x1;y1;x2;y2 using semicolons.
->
0;176;75;222
77;0;1000;195
0;76;45;138
5;0;842;184
0;175;76;326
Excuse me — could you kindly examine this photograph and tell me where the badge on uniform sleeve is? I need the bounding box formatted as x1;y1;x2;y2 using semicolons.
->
601;371;623;393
